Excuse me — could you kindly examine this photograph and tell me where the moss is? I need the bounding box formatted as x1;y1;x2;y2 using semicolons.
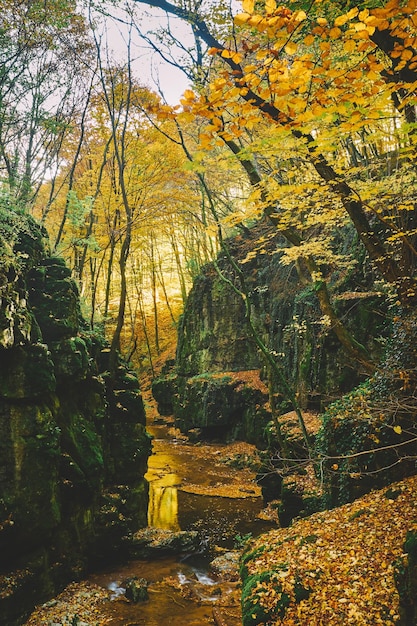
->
1;403;62;547
28;263;81;341
152;374;177;416
192;372;232;384
106;422;151;482
49;337;90;381
348;508;370;521
241;556;312;625
0;196;46;272
315;376;415;506
0;344;56;399
60;412;104;491
211;277;231;299
241;570;291;625
240;545;267;580
404;530;417;557
110;389;146;425
300;534;319;545
395;530;417;624
384;488;402;500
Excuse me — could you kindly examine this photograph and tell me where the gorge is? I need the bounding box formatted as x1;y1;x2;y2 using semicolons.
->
1;209;417;625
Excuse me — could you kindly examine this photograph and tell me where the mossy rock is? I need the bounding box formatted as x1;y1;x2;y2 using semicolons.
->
241;567;311;625
28;262;81;341
49;337;90;381
395;530;417;625
39;256;71;278
241;570;291;625
124;577;149;602
107;423;151;481
175;266;259;376
240;545;267;580
0;281;35;348
0;343;56;399
116;368;140;391
173;373;270;445
0;402;61;555
315;381;416;506
94;481;149;557
0;217;151;624
152;374;177;415
277;478;324;527
110;389;146;425
60;411;104;492
12;214;48;268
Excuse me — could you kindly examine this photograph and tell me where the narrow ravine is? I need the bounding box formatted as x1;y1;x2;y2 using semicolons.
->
25;405;276;626
87;421;275;625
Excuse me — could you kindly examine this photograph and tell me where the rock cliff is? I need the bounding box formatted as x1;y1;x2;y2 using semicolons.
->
153;219;388;447
0;211;150;625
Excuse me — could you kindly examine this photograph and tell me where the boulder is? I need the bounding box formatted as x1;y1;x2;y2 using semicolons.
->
210;551;240;581
123;577;149;602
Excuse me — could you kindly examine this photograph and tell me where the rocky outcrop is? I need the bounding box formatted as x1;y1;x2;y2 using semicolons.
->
0;212;150;625
153;219;388;446
172;371;271;446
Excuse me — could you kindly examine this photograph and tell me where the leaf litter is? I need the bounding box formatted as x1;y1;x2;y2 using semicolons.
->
243;474;417;624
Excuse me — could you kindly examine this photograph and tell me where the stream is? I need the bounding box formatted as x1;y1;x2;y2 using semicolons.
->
88;421;276;625
145;424;271;546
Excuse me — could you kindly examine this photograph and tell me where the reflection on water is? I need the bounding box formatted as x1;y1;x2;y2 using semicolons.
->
178;490;267;548
145;426;273;547
148;483;180;530
146;438;182;531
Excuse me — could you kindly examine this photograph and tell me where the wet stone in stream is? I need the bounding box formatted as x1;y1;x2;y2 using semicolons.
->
89;556;242;625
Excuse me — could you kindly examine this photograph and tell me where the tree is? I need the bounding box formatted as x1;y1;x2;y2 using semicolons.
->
38;42;207;370
124;0;416;386
130;0;416;303
0;0;94;206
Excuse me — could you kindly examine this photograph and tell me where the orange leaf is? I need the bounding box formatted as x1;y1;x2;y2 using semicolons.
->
285;41;298;55
265;0;276;14
241;0;254;13
235;13;251;26
329;27;342;38
344;39;356;53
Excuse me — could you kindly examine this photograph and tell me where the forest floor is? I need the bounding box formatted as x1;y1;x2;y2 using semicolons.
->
25;474;417;625
241;473;417;625
25;581;112;625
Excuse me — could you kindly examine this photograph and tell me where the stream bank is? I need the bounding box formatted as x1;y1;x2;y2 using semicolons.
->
25;417;276;625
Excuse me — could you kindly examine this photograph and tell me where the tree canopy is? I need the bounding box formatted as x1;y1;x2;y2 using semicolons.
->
0;0;416;372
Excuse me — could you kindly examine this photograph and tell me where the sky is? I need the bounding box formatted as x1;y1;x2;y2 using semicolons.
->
102;3;194;105
100;0;241;105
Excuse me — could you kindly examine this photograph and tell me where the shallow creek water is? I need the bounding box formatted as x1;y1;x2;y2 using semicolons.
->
146;424;270;544
88;423;275;625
